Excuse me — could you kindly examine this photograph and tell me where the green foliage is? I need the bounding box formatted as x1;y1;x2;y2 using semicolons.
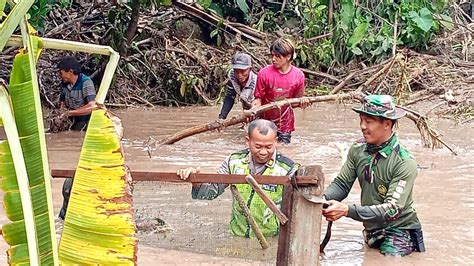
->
28;0;71;32
291;0;450;68
210;19;224;46
198;0;250;19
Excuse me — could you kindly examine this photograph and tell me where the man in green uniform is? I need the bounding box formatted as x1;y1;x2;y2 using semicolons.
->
322;95;425;256
177;119;298;237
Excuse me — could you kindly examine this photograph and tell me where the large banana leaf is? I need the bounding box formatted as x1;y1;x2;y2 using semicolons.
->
58;109;137;264
0;86;40;265
1;42;57;264
0;0;34;51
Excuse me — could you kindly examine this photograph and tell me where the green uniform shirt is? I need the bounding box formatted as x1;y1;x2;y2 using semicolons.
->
324;134;421;232
192;149;297;237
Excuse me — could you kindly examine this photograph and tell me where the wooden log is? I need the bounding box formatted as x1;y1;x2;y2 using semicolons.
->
230;185;269;249
159;92;365;145
245;174;289;225
50;169;321;185
276;165;324;266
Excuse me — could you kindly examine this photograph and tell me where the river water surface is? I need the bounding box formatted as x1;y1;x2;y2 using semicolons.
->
1;102;473;265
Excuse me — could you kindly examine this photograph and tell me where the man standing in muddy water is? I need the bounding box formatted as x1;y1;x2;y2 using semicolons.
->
322;95;425;257
251;38;310;144
177;119;298;237
217;52;257;120
58;55;96;131
57;55;96;220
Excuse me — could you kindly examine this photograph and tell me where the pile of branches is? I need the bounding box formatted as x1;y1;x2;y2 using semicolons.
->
0;1;472;126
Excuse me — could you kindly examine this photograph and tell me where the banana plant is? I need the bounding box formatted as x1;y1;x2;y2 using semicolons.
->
1;1;136;265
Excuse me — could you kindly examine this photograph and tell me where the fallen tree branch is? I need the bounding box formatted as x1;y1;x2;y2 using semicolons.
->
329;72;356;94
157;92;458;155
356;53;402;92
159;92;365;145
406;50;474;68
398;105;458;155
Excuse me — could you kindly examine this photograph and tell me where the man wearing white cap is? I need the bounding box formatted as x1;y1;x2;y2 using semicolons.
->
218;52;257;120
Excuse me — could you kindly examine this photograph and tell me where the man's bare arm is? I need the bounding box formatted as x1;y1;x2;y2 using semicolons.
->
67;100;96;117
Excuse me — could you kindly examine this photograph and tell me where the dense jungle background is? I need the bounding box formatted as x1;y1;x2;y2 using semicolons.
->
0;0;472;125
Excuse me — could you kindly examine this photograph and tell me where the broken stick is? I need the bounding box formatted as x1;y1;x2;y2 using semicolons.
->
230;185;269;249
245;175;289;225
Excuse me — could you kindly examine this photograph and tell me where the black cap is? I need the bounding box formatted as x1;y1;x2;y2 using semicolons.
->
57;56;81;74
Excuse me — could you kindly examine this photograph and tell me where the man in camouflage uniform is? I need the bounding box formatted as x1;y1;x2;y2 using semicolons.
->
178;119;298;237
322;95;425;256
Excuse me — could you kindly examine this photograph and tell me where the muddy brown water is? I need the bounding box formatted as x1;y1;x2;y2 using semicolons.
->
1;102;473;265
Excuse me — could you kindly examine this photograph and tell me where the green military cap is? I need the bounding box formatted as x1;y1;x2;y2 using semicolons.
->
353;94;406;120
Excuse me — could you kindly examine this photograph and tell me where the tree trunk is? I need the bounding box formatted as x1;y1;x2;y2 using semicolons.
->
120;0;140;54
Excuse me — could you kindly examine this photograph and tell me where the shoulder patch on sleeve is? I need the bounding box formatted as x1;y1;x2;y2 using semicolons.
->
229;149;249;160
276;153;295;167
397;144;414;160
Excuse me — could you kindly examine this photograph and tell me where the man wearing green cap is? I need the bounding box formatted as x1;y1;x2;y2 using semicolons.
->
322;95;425;257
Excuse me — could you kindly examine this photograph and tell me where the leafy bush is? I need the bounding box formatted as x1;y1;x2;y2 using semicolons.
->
28;0;71;32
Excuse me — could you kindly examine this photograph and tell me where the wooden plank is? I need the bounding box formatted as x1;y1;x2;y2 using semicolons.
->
50;169;321;185
245;174;289;225
276;184;294;265
276;165;325;266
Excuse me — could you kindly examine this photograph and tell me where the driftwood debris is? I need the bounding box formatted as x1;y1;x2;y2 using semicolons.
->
159;92;364;145
399;106;459;155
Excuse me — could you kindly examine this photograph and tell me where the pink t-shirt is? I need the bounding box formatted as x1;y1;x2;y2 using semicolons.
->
254;65;305;132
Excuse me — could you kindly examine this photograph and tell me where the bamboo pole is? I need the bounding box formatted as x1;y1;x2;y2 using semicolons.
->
0;86;39;266
230;185;269;249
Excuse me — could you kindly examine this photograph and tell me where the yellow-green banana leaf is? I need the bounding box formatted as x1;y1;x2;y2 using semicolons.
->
58;109;137;264
1;49;56;264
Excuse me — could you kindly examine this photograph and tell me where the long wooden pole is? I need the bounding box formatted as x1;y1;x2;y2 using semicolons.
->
230;185;269;249
159;92;365;145
50;169;321;185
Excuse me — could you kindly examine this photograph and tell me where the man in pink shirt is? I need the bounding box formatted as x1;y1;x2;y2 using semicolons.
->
252;38;309;144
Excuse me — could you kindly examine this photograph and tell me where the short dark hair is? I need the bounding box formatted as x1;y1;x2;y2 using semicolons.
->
377;116;397;129
57;56;81;75
270;38;295;60
248;119;278;138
